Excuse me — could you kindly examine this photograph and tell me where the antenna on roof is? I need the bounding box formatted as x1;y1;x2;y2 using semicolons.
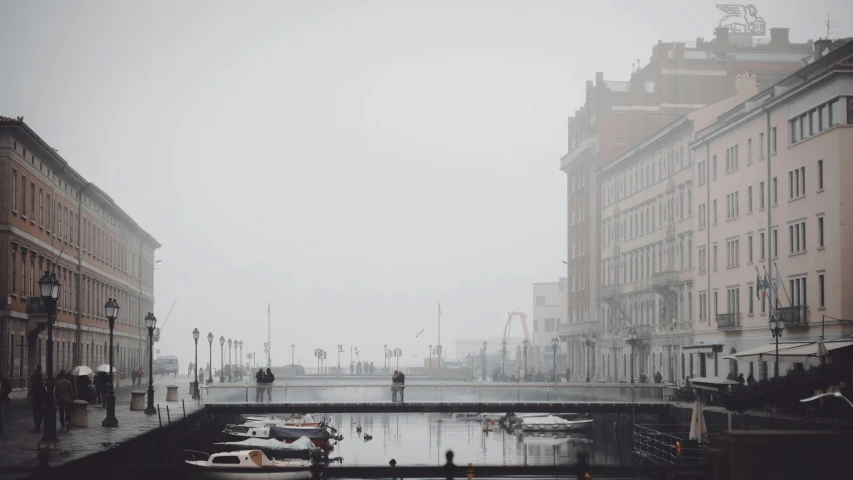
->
822;13;843;40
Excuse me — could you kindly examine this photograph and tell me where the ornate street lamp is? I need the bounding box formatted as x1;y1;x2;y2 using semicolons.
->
192;328;200;399
219;336;225;383
383;344;387;369
770;314;785;377
501;338;507;380
103;297;120;427
625;327;639;384
207;332;214;384
37;271;60;449
144;312;157;414
522;339;529;381
581;333;597;383
227;338;233;382
551;336;560;383
238;341;244;379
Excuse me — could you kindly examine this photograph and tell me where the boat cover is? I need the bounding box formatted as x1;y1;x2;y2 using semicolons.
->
214;437;317;452
269;426;331;440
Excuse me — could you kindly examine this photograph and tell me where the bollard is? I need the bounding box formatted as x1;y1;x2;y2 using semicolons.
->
157;405;162;427
245;384;249;403
182;399;186;418
166;405;171;425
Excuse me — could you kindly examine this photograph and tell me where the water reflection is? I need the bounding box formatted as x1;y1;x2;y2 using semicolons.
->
325;413;632;467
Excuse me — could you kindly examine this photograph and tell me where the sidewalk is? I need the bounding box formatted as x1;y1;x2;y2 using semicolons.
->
0;375;203;468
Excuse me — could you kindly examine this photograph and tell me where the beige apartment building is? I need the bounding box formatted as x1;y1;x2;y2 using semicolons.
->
690;39;853;381
597;73;760;383
532;279;568;376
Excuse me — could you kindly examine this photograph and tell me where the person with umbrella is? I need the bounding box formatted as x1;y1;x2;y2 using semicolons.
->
94;370;109;406
70;365;94;402
55;370;73;430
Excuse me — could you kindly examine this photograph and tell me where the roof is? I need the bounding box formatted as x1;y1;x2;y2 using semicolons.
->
0;115;161;249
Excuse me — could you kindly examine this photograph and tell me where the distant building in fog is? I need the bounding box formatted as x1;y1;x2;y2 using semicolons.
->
532;278;567;375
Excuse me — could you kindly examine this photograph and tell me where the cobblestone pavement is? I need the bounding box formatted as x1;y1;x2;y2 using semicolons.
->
0;374;204;468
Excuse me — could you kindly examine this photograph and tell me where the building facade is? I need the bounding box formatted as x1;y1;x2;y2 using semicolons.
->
690;40;853;380
0;116;159;393
560;26;816;380
532;279;568;376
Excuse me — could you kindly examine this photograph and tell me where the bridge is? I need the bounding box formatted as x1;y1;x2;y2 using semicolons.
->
199;381;672;415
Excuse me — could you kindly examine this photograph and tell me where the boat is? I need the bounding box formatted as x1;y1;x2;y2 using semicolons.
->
476;413;505;422
223;425;343;448
185;449;313;479
213;437;326;461
521;415;594;432
241;414;325;428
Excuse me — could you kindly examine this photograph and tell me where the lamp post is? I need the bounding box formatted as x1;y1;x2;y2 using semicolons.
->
291;344;295;366
102;297;120;427
219;337;226;382
337;344;343;370
207;333;214;384
192;328;200;399
144;312;157;414
227;338;232;383
770;314;785;377
551;336;559;383
581;333;597;383
522;339;529;381
482;341;488;381
239;341;244;379
383;344;387;369
37;271;60;449
624;327;639;384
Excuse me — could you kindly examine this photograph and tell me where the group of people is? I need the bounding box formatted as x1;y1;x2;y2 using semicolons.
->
349;361;375;376
254;368;276;402
130;367;146;386
391;370;405;402
21;366;122;432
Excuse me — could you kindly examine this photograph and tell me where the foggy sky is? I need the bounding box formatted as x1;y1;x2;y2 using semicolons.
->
1;0;849;368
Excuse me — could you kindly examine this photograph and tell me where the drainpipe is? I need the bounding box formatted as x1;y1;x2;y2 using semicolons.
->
76;182;93;366
765;108;774;376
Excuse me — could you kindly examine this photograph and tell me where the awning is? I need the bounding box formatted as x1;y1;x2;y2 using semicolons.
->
722;342;809;360
723;341;853;361
682;344;725;354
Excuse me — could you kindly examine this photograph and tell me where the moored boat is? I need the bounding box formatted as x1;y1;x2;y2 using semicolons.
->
224;424;343;448
521;415;594;432
184;449;313;479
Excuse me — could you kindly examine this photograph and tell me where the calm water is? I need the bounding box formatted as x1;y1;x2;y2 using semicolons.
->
321;413;634;467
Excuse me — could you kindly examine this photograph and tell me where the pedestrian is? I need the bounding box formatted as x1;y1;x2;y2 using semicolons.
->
349;363;354;376
747;372;755;385
737;373;745;385
55;371;73;430
95;371;108;406
255;369;266;402
397;370;406;402
137;367;144;386
131;368;138;387
654;371;663;384
29;366;46;430
391;370;400;402
0;371;12;433
265;368;275;402
76;374;92;402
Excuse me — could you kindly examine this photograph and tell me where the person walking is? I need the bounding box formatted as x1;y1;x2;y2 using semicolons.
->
264;368;275;402
29;366;46;430
131;368;138;387
255;369;266;403
55;371;73;430
0;372;12;433
137;367;144;386
94;371;108;406
391;370;400;402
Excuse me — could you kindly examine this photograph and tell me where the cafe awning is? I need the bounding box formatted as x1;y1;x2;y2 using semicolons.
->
682;344;725;354
723;341;853;361
722;342;809;360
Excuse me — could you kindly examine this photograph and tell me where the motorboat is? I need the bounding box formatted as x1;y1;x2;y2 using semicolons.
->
521;415;594;432
476;413;505;422
223;425;343;448
185;449;313;479
213;437;325;461
241;414;325;427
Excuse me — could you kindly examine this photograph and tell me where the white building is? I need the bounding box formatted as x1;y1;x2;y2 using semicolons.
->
532;279;568;376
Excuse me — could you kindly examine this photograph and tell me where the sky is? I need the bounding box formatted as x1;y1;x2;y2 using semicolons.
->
1;0;850;368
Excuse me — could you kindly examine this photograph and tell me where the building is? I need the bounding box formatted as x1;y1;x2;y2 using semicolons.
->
532;278;568;376
689;39;853;380
596;73;759;384
560;24;816;379
0;116;159;393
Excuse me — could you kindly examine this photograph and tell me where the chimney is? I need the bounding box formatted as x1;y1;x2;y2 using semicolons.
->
714;27;729;46
770;28;790;47
814;39;832;60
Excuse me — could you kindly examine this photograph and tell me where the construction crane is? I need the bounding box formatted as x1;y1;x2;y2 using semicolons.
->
502;311;532;344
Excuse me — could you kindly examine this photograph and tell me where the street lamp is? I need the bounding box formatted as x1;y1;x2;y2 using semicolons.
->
219;336;225;383
102;297;120;427
227;338;232;382
192;328;200;399
624;327;639;384
383;344;388;369
207;332;214;384
482;341;488;381
770;314;785;377
501;339;507;380
291;344;295;366
239;341;244;379
581;333;597;383
37;271;60;449
144;312;157;414
522;339;529;381
551;337;560;383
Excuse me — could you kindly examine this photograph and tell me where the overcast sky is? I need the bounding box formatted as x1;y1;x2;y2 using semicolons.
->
1;0;849;369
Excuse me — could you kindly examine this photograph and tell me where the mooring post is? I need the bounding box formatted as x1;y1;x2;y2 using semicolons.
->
166;405;171;425
157;405;162;427
182;399;186;418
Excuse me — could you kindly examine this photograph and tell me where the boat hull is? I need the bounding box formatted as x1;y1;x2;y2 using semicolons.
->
521;418;594;432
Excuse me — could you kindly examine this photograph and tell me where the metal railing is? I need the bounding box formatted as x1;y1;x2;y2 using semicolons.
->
651;270;678;287
633;424;710;465
200;381;668;404
716;312;742;329
557;320;598;337
600;284;623;298
777;305;808;326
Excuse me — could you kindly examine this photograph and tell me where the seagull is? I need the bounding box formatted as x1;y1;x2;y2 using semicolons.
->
415;328;425;338
800;391;853;410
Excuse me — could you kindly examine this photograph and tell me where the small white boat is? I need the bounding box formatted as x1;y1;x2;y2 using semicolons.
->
476;413;505;422
521;415;594;432
185;449;313;479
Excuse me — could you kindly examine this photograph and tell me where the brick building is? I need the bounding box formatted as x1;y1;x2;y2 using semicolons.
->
0;116;159;393
559;27;816;379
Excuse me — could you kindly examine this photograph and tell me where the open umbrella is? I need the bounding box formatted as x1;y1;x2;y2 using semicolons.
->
96;364;117;373
70;365;93;376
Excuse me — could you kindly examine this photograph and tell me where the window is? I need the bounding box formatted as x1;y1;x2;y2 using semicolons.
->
21;175;26;216
772;177;777;205
698;160;706;185
747;186;753;213
713;199;718;224
791;117;799;143
747;234;753;263
46;195;51;233
789;167;805;199
688;189;693;214
760;232;766;260
747;138;752;163
58;203;63;236
11;247;16;294
38;189;43;225
817;160;823;191
748;286;754;314
726;238;739;267
712;155;717;178
771;126;777;153
699;247;706;274
759;181;765;209
699;204;706;229
789;220;806;254
726;287;740;314
790;276;807;307
726;192;739;220
713;245;718;270
699;292;707;320
820;105;829;130
544;318;556;332
725;145;739;172
819;273;825;308
772;228;778;258
818;216;824;248
759;132;765;158
829;99;840;126
714;291;719;316
30;182;35;220
21;254;26;298
12;169;18;212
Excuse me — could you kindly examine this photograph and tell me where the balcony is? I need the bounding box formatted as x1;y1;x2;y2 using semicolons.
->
601;284;623;299
777;305;808;327
651;271;678;288
716;312;742;330
558;320;598;338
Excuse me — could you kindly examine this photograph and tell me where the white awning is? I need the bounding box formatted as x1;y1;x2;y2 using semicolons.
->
724;341;853;361
722;342;809;360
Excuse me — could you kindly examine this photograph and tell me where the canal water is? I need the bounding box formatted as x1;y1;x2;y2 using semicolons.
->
319;413;634;467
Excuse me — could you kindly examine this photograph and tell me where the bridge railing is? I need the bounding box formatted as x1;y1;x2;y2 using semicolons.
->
200;382;666;404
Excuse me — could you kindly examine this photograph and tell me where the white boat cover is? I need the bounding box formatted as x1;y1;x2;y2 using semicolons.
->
214;436;316;452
